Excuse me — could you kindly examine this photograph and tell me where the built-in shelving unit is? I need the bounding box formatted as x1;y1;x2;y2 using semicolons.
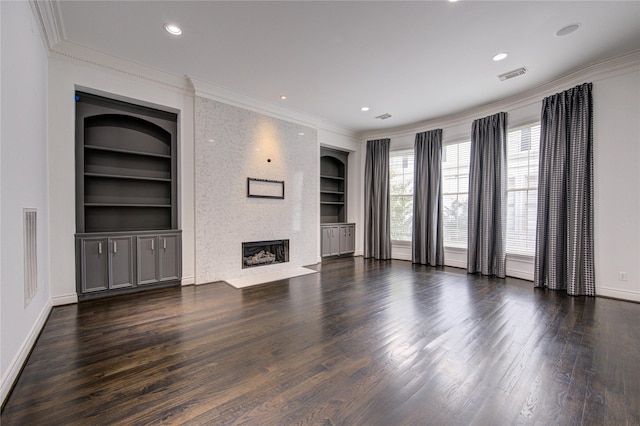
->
320;147;354;257
320;149;348;224
76;102;177;234
75;92;181;300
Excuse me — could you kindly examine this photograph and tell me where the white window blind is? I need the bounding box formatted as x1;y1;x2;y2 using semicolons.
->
442;141;471;248
506;124;540;256
390;149;414;242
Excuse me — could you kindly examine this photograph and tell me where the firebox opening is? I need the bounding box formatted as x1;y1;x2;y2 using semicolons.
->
242;239;289;269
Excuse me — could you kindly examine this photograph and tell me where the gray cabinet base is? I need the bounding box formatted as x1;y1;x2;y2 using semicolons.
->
321;223;355;258
76;229;182;301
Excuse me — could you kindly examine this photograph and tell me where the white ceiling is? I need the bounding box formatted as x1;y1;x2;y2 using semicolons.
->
55;1;640;133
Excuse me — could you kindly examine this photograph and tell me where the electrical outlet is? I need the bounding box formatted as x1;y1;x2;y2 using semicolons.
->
618;272;628;281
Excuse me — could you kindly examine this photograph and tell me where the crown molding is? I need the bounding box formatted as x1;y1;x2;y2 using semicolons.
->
317;122;361;142
189;77;325;130
49;40;357;138
50;40;192;94
361;49;640;141
29;0;64;50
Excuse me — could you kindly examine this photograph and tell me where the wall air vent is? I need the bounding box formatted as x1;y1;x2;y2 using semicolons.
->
24;208;38;306
375;113;392;120
498;67;527;81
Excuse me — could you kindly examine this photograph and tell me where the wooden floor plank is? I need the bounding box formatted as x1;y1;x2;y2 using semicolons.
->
2;257;639;425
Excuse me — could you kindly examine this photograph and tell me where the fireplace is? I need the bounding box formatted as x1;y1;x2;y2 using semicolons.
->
242;239;289;269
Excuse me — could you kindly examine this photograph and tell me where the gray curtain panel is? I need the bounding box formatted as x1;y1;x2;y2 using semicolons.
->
412;129;444;266
535;83;594;296
467;112;507;278
364;138;392;260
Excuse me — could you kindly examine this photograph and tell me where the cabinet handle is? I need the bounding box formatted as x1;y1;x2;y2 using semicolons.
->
113;241;117;254
98;242;102;255
163;238;167;250
151;239;154;251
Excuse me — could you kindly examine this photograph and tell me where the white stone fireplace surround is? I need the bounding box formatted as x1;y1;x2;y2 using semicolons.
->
194;97;319;285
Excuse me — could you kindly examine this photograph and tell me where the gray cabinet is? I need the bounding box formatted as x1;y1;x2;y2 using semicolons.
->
321;223;355;257
79;236;134;293
137;232;182;286
76;230;181;300
75;92;181;300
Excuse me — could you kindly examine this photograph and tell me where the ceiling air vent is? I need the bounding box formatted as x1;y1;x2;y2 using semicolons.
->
498;67;527;81
375;113;392;120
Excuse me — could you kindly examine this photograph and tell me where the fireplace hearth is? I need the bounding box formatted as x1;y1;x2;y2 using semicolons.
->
242;240;289;269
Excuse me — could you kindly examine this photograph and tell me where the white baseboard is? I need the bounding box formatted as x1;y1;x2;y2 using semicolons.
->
506;270;534;281
1;300;52;405
597;286;640;302
444;259;466;269
392;253;412;262
181;276;195;286
51;292;78;306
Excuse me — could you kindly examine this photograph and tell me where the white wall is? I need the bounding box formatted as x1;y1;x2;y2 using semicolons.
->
47;51;196;304
361;53;640;300
593;70;640;301
194;97;319;283
1;1;51;403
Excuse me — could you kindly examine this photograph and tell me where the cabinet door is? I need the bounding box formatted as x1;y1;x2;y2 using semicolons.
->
339;225;355;254
345;225;355;253
329;227;340;256
109;237;134;289
321;227;333;257
339;226;348;254
158;233;181;281
137;236;158;285
81;238;109;292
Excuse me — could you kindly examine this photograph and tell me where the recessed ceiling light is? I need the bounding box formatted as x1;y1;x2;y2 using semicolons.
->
298;132;305;136
361;107;370;112
164;23;182;36
280;95;287;100
493;52;508;61
448;0;459;2
556;23;581;37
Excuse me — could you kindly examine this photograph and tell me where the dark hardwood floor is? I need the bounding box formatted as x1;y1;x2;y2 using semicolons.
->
2;257;639;425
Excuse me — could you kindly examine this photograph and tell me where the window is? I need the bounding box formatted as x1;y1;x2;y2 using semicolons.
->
506;124;540;255
390;150;414;242
442;141;471;248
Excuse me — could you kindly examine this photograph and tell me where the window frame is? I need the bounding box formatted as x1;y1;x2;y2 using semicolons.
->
505;121;541;257
441;138;471;250
389;148;415;244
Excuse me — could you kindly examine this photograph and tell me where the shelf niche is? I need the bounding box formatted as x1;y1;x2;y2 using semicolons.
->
320;148;348;224
75;92;178;234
